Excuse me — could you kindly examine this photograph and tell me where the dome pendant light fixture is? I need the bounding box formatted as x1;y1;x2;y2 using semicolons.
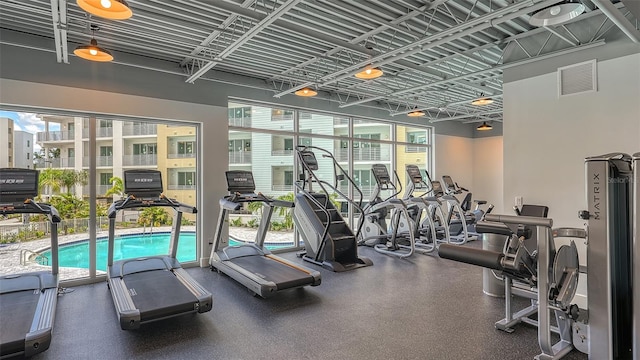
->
294;87;318;97
471;94;494;106
407;106;425;117
77;0;133;20
529;2;585;27
476;122;493;131
355;65;384;80
74;25;113;62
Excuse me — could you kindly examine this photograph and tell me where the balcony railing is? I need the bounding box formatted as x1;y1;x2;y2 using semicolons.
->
334;147;383;162
168;184;196;190
229;151;251;164
123;124;157;136
168;152;195;159
123;154;157;166
83;156;113;167
228;117;251;127
271;184;293;191
36;130;75;142
82;127;113;138
271;149;293;156
405;146;427;153
82;185;112;195
271;114;294;121
34;157;75;168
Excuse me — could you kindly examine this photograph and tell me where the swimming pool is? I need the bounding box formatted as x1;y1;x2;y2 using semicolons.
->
40;232;293;271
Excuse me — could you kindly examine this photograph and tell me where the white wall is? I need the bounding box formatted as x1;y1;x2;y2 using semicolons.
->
0;78;229;267
435;134;503;213
503;52;640;306
472;136;504;214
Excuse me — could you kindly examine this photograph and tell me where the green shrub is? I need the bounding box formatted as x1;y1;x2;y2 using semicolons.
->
230;218;244;227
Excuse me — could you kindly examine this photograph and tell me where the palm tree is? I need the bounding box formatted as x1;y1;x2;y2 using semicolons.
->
39;168;64;196
59;170;88;195
105;176;124;198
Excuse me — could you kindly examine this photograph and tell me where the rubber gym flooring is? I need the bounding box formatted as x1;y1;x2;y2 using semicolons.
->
34;243;587;360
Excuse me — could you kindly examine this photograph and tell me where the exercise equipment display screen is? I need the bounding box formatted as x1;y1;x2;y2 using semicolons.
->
371;164;390;183
225;171;256;193
406;165;423;183
124;170;163;198
0;168;39;202
300;151;318;170
442;175;455;188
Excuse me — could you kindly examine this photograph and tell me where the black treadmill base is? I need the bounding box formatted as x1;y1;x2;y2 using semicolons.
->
302;256;373;272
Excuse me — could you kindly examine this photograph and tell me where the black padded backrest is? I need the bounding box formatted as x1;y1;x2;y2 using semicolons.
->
300;150;318;171
406;165;423;183
371;164;391;184
124;170;163;198
520;205;549;218
225;170;256;193
0;168;39;202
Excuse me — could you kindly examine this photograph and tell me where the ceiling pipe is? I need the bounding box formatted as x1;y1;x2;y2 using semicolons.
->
185;0;303;83
49;0;63;63
591;0;640;43
430;110;503;123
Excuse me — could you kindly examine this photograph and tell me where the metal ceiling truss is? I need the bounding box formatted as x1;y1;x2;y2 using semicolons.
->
0;0;636;124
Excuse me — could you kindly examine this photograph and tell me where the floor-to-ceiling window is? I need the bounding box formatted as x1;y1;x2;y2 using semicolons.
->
228;101;433;249
0;111;199;284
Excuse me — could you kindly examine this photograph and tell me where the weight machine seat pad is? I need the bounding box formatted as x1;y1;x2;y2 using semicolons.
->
438;244;504;271
475;221;513;236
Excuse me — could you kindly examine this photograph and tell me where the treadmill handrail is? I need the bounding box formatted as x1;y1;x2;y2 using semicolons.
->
108;195;197;218
0;199;61;223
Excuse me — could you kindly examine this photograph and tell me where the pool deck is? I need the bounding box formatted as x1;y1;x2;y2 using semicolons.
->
0;226;293;281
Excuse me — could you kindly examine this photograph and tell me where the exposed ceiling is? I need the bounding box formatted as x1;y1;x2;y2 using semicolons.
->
1;0;638;125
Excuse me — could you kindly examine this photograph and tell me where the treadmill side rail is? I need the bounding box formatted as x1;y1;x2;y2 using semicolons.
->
173;268;213;313
108;277;141;330
24;288;57;357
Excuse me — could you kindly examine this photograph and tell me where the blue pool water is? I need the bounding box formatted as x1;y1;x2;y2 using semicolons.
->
40;232;293;271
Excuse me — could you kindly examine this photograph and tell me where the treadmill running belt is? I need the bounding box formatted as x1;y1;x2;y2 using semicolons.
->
230;256;315;290
0;290;40;357
123;270;198;321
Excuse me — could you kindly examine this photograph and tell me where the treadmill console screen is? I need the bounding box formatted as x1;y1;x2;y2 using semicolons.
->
371;164;390;184
406;165;423;183
431;181;444;196
225;171;256;193
300;151;319;171
124;170;163;198
0;168;39;203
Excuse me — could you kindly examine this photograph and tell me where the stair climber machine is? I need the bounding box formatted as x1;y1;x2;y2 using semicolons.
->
0;168;61;358
210;170;321;298
293;146;372;272
439;152;639;360
355;164;417;259
440;175;492;244
107;170;212;330
395;164;452;254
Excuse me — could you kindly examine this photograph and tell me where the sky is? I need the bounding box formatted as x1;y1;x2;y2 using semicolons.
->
0;111;60;153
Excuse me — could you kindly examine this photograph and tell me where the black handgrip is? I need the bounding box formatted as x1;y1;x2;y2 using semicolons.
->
219;198;242;211
438;244;504;271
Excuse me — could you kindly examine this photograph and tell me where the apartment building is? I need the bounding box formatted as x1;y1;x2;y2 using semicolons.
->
0;117;14;168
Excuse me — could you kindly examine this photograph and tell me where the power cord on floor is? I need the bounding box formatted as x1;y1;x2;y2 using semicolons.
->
58;287;74;295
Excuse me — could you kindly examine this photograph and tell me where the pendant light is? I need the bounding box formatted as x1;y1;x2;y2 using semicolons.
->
471;94;494;106
476;122;493;131
77;0;133;20
294;87;318;97
74;25;113;62
407;109;425;117
355;45;383;80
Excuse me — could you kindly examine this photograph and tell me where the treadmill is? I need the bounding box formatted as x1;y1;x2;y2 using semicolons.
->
107;170;212;330
0;168;61;358
210;170;321;298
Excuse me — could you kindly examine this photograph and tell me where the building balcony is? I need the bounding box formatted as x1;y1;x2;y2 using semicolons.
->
334;148;384;162
405;146;427;153
229;151;251;164
271;149;293;156
36;130;75;142
271;114;294;121
82;185;112;195
168;184;196;190
83;156;113;167
123;124;157;136
82;127;113;138
34;157;75;168
228;117;251;127
271;184;293;192
123;154;157;166
168;152;195;159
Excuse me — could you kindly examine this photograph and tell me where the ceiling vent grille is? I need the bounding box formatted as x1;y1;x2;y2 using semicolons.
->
558;60;597;97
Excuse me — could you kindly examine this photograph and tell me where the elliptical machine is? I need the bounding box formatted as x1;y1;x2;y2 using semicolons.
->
355;164;416;259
